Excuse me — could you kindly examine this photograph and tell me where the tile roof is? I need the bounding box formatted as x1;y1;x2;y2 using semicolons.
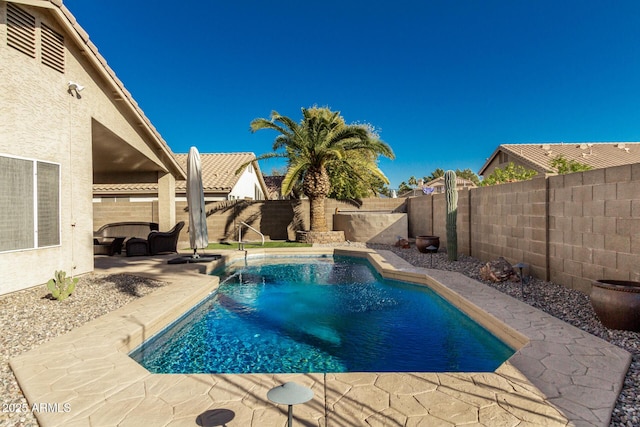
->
425;176;477;188
94;153;259;194
399;176;476;197
480;142;640;175
93;183;159;193
173;152;257;192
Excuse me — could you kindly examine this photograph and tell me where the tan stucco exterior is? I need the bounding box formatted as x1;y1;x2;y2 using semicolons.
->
0;0;184;294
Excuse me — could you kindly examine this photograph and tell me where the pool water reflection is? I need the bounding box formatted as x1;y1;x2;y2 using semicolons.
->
130;256;514;373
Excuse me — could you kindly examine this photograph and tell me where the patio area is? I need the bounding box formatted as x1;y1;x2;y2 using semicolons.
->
8;248;631;426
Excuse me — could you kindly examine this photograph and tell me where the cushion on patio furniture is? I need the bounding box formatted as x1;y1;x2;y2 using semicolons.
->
148;221;185;255
126;238;149;257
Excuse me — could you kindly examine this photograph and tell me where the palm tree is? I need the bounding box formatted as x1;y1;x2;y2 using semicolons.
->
250;107;394;232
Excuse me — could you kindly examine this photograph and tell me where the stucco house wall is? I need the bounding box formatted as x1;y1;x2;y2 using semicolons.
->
1;2;88;293
0;1;182;294
228;165;264;200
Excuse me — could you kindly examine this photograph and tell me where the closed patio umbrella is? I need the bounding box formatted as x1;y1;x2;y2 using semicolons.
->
187;146;208;257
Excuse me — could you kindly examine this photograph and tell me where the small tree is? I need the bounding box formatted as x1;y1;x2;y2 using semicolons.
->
423;168;444;182
480;163;537;186
551;155;593;174
398;181;412;194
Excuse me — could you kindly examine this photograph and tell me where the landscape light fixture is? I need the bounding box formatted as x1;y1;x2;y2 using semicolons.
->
427;245;437;268
267;382;314;427
514;262;527;298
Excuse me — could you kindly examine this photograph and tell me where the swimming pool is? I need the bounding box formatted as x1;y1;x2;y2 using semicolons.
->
130;255;514;373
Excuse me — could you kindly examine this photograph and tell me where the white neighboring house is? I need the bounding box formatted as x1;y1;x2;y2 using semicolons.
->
93;152;269;202
189;153;268;201
0;0;185;295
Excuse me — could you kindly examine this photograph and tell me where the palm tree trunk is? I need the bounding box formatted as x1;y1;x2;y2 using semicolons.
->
309;195;328;232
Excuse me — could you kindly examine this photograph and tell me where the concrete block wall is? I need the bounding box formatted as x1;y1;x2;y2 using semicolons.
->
548;164;640;293
469;176;548;280
94;197;406;247
433;194;447;246
334;213;408;244
93;199;158;227
407;196;433;237
92;165;640;294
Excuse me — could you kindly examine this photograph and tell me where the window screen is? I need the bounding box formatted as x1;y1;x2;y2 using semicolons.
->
0;156;34;251
37;161;60;247
0;155;60;252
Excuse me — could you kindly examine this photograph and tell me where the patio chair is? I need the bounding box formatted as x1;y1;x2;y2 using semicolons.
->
148;221;185;255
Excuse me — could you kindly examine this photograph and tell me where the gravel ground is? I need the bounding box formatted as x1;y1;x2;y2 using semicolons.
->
1;247;638;426
0;274;166;427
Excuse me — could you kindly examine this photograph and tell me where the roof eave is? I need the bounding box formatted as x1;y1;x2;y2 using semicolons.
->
33;0;186;180
478;146;502;176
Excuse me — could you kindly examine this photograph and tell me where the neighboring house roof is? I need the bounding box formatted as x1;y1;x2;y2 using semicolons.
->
173;153;260;193
94;152;269;198
479;142;640;176
24;0;185;180
398;176;476;197
424;176;477;189
263;175;285;199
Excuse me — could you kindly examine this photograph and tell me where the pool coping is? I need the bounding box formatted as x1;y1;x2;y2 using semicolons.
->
9;247;631;426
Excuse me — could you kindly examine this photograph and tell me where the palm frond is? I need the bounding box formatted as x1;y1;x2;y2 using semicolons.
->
281;159;309;196
233;152;285;175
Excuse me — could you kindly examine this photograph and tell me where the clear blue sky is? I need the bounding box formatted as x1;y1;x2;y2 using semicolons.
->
63;0;640;188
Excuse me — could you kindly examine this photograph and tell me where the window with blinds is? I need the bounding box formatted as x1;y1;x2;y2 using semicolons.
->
0;155;60;252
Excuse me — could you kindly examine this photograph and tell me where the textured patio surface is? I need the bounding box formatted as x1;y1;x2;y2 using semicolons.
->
10;247;631;426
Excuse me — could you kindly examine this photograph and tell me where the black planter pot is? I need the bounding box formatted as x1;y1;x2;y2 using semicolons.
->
590;279;640;332
415;236;440;254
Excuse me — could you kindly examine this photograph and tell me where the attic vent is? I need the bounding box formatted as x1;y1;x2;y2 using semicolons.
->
7;3;36;58
541;144;550;150
579;143;588;149
41;24;64;73
617;143;626;149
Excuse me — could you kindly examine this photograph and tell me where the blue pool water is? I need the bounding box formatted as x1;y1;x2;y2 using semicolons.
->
130;256;514;373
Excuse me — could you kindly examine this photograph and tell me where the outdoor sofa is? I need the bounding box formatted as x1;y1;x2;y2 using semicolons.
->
93;222;159;256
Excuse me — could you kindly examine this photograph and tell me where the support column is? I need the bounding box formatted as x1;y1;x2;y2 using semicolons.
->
157;172;176;231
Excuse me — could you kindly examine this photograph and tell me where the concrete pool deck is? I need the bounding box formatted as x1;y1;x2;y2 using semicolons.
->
10;247;631;426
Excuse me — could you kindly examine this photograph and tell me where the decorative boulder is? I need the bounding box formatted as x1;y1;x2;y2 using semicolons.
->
479;257;518;282
394;238;410;249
